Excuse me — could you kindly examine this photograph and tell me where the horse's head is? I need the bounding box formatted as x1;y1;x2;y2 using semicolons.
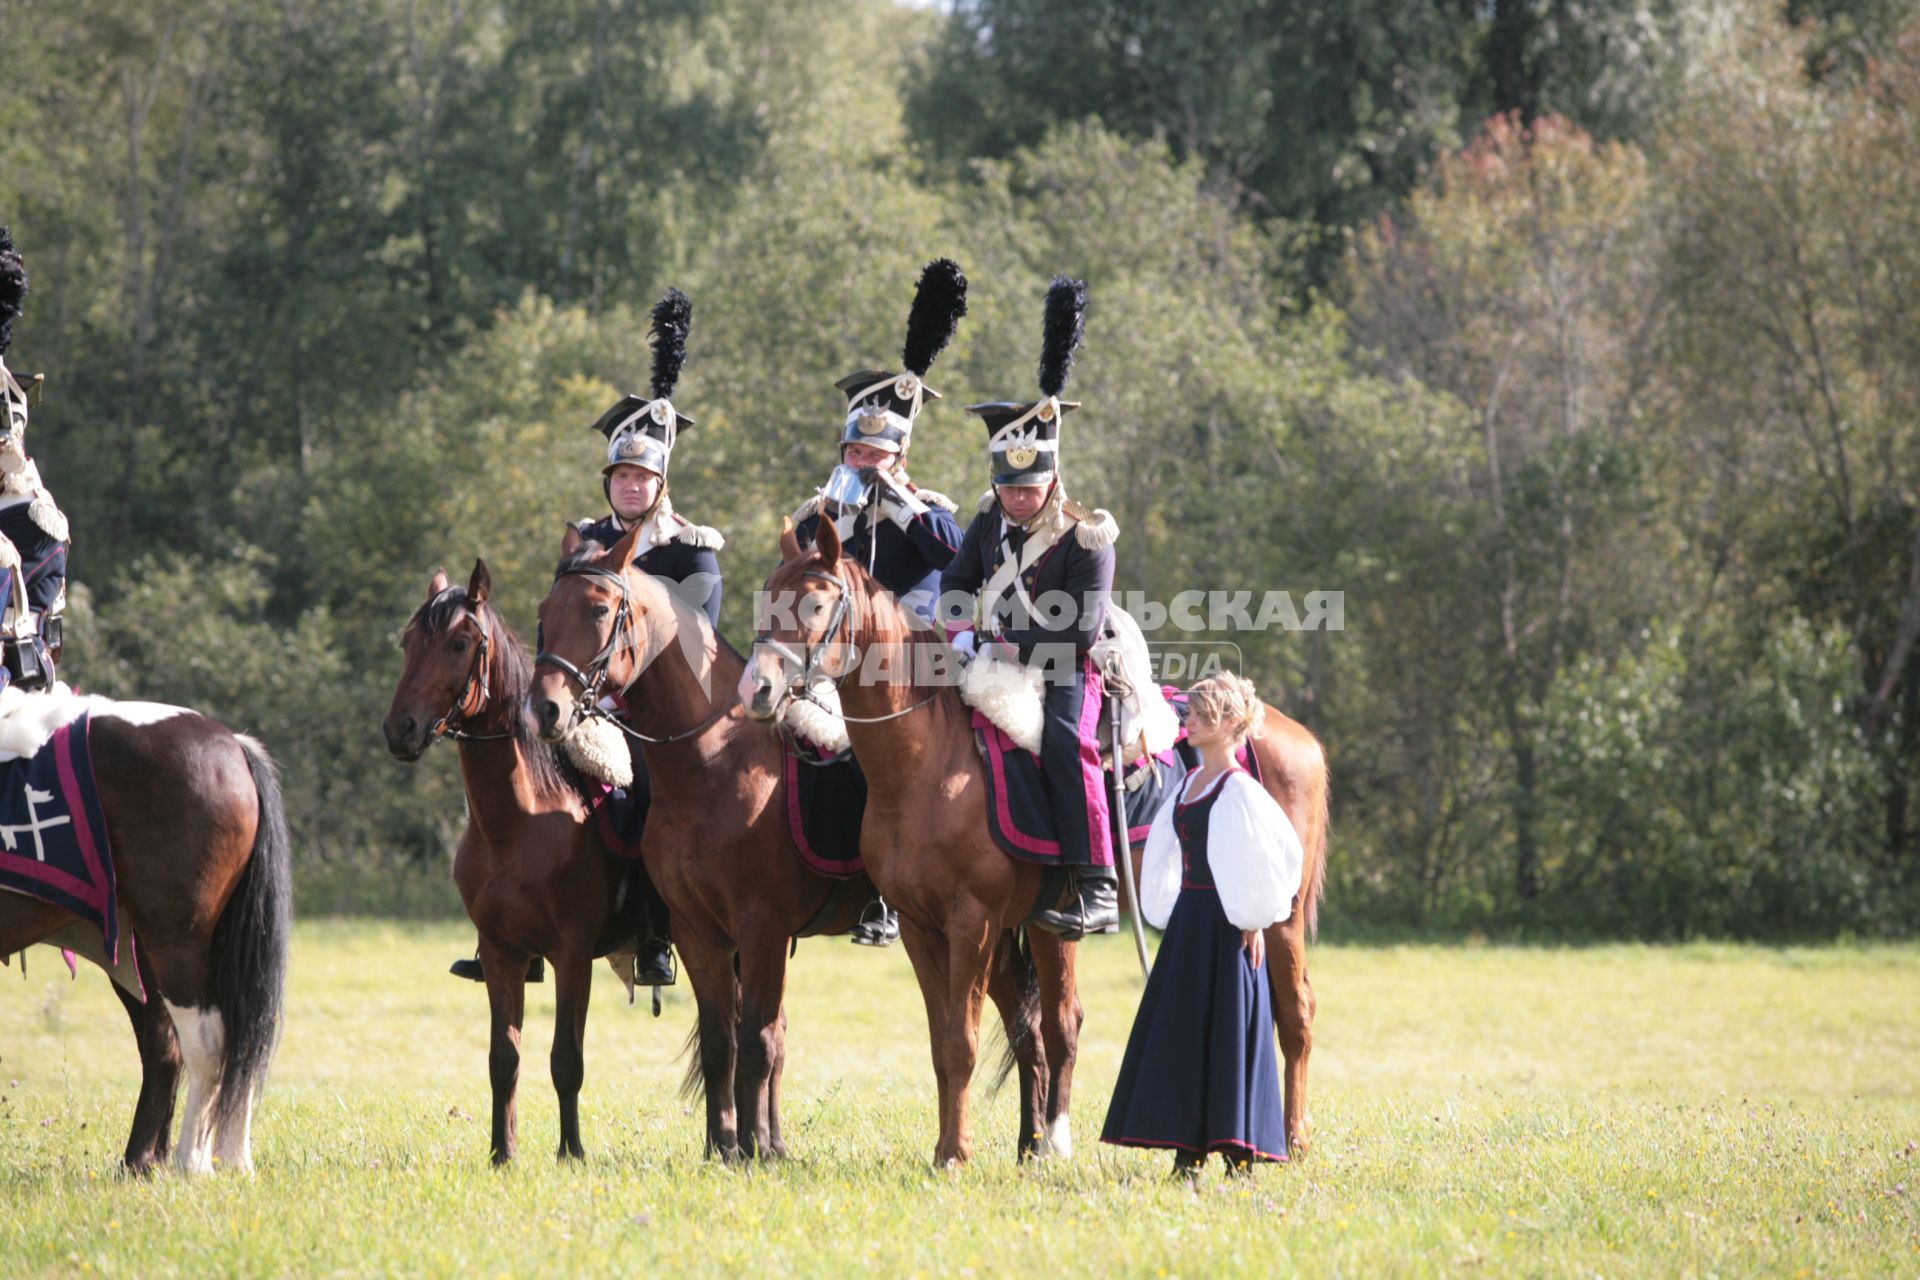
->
528;521;682;742
741;516;862;721
385;560;498;761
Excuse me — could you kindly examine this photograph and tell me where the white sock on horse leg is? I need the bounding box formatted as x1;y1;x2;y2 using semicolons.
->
165;1002;225;1175
1048;1113;1073;1158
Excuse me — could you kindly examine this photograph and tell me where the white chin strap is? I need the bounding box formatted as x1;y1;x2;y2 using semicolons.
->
0;360;28;440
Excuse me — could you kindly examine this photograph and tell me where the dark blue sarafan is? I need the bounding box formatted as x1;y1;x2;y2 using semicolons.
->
1099;771;1289;1164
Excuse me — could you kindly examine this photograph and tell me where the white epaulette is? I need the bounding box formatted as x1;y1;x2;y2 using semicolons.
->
910;486;958;513
27;494;66;542
791;495;823;525
670;522;725;551
1063;499;1118;549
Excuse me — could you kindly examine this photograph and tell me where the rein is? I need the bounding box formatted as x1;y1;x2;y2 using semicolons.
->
428;610;513;743
754;567;940;725
536;562;731;747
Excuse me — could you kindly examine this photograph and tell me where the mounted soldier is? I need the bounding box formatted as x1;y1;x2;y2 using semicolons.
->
941;276;1120;938
786;259;969;947
450;288;718;989
0;229;68;697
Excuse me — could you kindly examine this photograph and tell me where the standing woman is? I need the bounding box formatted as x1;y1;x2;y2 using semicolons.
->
1100;672;1305;1176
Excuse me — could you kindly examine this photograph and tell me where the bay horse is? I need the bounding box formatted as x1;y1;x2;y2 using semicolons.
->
383;559;631;1165
525;520;1049;1162
0;699;292;1174
743;517;1330;1164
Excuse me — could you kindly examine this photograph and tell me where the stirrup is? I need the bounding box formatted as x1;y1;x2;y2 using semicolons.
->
448;955;545;983
636;940;676;987
849;897;899;947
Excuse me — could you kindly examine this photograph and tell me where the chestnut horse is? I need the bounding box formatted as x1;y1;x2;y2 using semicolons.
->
0;701;292;1174
743;517;1329;1164
383;560;634;1164
526;521;1049;1162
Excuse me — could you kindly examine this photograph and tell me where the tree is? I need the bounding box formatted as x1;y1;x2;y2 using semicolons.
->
1342;113;1668;904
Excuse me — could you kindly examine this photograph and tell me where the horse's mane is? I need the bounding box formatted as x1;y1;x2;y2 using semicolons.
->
407;587;581;802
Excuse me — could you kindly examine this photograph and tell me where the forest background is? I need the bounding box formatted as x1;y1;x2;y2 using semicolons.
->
4;0;1917;937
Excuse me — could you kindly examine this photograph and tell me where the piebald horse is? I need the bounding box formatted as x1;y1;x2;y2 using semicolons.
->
743;517;1329;1165
0;699;292;1174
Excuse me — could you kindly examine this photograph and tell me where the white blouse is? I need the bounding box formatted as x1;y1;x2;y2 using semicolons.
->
1137;769;1305;932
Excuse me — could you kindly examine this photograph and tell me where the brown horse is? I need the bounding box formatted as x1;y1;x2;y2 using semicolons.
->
743;517;1330;1163
0;699;292;1174
525;521;1049;1162
383;560;634;1165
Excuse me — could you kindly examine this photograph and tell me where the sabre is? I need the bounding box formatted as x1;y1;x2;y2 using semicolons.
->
1109;697;1152;980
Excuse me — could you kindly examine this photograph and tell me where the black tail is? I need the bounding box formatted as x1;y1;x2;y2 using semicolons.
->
677;1020;704;1102
986;929;1040;1097
210;737;294;1131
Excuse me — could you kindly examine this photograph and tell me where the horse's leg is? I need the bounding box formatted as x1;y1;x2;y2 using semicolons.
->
1267;914;1315;1156
678;933;741;1162
111;944;181;1175
478;935;529;1165
549;940;594;1162
932;909;996;1168
896;917;953;1163
1028;930;1083;1159
766;1003;789;1159
983;929;1047;1160
732;930;789;1160
162;986;225;1175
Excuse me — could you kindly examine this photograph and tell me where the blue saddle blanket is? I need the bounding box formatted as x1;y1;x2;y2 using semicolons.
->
0;712;118;959
781;737;867;879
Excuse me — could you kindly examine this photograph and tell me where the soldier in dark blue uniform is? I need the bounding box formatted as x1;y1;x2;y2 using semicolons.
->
574;290;723;631
0;229;67;694
941;277;1121;938
789;259;969;945
452;290;718;988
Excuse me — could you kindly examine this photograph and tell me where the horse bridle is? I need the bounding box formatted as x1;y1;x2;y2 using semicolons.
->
535;563;730;746
753;567;939;725
427;609;511;743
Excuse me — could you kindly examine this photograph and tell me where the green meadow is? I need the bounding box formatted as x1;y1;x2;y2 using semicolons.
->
2;922;1916;1277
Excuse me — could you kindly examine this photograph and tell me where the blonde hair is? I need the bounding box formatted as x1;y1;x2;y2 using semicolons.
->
1188;672;1264;745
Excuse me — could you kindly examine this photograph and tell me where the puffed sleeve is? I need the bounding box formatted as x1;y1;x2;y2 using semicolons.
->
1206;774;1305;931
1137;790;1182;930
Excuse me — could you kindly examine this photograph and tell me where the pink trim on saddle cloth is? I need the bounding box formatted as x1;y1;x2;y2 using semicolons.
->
588;783;645;861
973;655;1113;864
1078;658;1114;868
782;744;866;877
977;716;1062;858
6;723;120;962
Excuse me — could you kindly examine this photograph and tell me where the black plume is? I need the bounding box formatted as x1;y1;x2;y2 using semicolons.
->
1037;275;1086;399
0;228;27;359
649;288;692;400
901;258;967;377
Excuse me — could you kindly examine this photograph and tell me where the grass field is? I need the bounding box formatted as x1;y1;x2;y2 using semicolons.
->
2;922;1917;1277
